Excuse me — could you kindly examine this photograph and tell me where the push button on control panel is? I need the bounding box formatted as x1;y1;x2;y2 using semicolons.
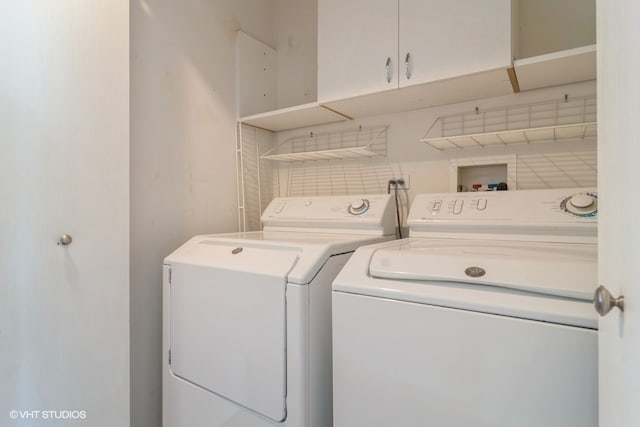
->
477;199;487;211
452;199;464;215
431;200;442;215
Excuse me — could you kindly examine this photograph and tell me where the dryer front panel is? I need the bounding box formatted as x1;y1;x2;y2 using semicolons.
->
169;245;299;422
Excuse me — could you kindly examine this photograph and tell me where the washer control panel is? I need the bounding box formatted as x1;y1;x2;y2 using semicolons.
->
408;188;597;241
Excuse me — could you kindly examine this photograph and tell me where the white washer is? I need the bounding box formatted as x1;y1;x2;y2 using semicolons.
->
163;194;396;427
332;188;598;427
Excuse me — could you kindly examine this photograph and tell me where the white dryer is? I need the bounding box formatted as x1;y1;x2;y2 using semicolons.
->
163;194;396;427
332;188;598;427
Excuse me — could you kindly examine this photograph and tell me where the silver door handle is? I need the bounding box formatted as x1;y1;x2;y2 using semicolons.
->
594;285;624;316
405;52;411;79
385;57;392;83
58;234;73;246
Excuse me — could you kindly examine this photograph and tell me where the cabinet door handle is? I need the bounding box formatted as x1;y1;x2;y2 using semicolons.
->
385;57;392;83
405;52;412;80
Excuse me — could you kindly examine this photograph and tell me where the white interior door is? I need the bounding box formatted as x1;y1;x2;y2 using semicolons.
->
597;1;640;426
0;2;129;426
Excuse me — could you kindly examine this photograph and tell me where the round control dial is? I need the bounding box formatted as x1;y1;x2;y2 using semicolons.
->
561;192;597;217
347;198;370;215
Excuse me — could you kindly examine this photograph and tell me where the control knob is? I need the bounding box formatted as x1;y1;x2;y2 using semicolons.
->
347;198;370;215
561;193;597;217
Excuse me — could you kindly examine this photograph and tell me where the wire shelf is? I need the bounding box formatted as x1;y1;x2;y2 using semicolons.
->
261;125;388;162
421;96;597;151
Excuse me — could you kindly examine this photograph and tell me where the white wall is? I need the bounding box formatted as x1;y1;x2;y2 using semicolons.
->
130;1;275;426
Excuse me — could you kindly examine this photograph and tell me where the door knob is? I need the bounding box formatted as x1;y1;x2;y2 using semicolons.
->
594;285;624;316
58;234;73;246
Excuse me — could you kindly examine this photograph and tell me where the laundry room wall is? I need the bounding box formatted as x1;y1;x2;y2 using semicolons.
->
241;80;597;230
130;1;275;426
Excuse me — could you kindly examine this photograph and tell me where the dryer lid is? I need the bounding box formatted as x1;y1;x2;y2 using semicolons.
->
369;239;597;301
165;232;391;284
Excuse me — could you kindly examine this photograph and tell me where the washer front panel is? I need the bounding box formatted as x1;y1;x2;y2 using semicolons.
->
332;292;597;427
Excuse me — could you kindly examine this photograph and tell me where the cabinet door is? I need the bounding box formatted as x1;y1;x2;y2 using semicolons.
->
318;0;398;102
399;0;512;88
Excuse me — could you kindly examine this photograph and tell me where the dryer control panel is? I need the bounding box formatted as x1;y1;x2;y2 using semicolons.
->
261;194;396;236
408;188;597;242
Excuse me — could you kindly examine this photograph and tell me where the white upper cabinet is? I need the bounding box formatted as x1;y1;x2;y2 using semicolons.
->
399;0;512;88
243;0;596;131
317;0;398;102
318;0;513;104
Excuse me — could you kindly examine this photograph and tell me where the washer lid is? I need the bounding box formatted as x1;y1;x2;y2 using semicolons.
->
369;239;596;301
